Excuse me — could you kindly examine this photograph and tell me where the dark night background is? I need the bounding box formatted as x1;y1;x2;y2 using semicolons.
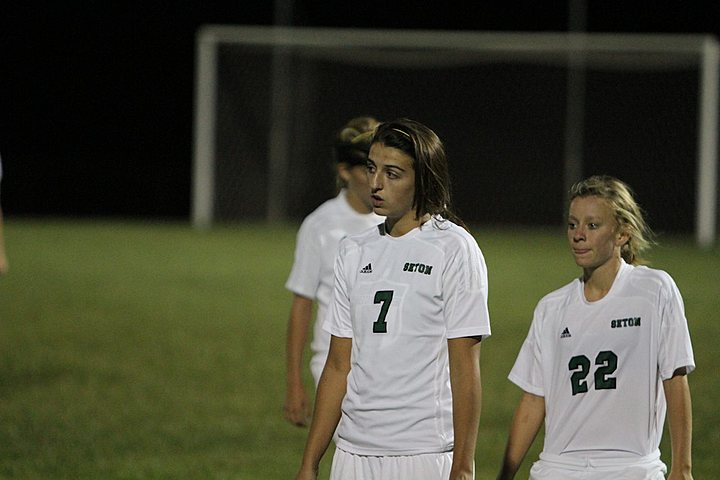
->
1;1;719;230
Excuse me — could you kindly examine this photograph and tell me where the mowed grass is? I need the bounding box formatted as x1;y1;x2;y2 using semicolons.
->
0;219;717;479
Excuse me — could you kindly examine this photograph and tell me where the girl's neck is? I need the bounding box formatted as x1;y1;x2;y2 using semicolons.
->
344;188;373;214
385;212;431;237
582;257;622;302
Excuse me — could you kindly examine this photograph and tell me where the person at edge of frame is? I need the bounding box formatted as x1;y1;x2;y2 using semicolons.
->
0;154;9;275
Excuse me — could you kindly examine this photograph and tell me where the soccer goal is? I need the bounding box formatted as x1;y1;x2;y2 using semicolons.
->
192;25;718;247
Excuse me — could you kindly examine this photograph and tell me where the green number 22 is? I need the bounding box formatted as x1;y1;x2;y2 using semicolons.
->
568;350;618;396
372;290;394;333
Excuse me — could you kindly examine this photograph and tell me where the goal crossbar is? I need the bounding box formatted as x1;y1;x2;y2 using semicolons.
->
193;25;718;247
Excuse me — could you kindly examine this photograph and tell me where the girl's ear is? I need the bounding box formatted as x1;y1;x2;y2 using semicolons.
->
616;228;630;248
336;163;351;183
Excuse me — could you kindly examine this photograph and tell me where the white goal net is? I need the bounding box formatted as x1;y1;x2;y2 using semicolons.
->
193;26;718;247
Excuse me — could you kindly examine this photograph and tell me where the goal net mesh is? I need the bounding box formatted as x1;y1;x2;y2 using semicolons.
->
200;28;707;234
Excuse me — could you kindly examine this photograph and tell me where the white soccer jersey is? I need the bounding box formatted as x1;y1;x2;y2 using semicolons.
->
286;190;382;378
325;218;491;456
509;260;695;461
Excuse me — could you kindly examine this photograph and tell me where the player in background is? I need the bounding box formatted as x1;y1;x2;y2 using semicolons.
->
296;118;491;480
284;116;382;427
0;154;8;275
497;175;694;480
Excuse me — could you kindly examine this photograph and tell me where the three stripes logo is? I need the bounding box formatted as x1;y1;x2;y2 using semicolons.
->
360;263;373;274
560;327;572;339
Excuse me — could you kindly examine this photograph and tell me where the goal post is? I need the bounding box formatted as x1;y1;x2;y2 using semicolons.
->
696;37;719;249
192;25;718;247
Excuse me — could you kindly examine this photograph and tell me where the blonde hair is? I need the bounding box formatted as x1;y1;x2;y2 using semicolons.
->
569;175;655;265
334;116;379;190
336;116;379;145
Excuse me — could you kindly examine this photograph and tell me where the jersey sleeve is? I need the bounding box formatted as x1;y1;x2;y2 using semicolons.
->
508;305;545;397
442;232;491;339
324;238;353;338
658;273;695;380
285;217;322;299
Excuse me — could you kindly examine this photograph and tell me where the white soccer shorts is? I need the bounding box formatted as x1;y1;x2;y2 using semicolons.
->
330;447;458;480
529;452;667;480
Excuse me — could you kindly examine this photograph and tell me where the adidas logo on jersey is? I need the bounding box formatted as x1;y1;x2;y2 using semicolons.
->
560;327;572;338
360;263;373;273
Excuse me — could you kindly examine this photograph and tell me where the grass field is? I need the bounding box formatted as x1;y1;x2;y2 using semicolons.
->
0;219;717;479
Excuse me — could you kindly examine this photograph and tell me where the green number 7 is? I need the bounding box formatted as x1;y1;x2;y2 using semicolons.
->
372;290;394;333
